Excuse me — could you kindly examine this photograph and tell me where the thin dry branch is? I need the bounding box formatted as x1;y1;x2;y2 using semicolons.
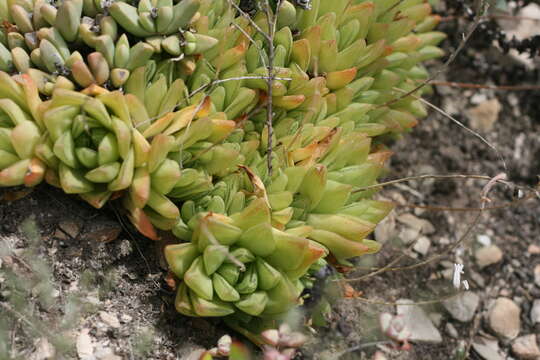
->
394;87;509;172
401;191;539;212
227;0;271;42
262;0;283;177
353;291;463;307
353;174;512;194
378;0;489;109
427;80;540;91
441;13;540;23
344;173;508;282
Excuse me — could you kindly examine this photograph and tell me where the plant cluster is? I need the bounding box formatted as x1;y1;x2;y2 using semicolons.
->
0;0;445;335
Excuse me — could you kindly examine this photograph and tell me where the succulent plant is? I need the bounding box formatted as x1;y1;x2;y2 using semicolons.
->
0;0;445;334
0;73;46;186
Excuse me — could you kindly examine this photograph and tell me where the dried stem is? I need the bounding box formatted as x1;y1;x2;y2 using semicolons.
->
427;80;540;91
441;14;540;23
344;173;508;282
353;291;462;307
134;75;290;130
262;0;282;178
228;1;271;42
378;0;489;109
389;86;509;173
401;191;539;212
353;174;512;194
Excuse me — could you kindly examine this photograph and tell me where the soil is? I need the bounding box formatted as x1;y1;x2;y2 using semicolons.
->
1;1;539;359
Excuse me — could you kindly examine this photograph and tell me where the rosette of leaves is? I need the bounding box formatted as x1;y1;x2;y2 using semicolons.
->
0;71;47;187
164;171;328;319
32;86;147;208
243;0;445;136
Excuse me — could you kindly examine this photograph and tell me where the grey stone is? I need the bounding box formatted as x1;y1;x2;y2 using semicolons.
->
472;337;505;360
497;4;540;69
531;300;540;324
30;338;56;360
443;292;480;322
76;329;94;360
399;227;420;245
397;213;435;234
477;234;492;246
488;298;521;340
413;236;431;256
396;299;442;343
99;311;120;328
59;220;82;238
475;245;503;268
374;212;397;244
470;271;486;287
429;312;443;327
445;323;458;338
534;265;540;287
512;335;540;359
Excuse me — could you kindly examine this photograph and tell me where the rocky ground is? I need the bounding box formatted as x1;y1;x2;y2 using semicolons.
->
1;1;540;359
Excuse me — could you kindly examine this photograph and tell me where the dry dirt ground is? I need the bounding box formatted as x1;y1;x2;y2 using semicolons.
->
1;1;539;359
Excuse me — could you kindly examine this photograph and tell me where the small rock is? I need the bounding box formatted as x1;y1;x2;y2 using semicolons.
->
488;298;521;340
86;295;101;306
374;213;397;244
497;4;540;69
413;236;431;256
445;323;459;339
30;338;55;360
399;228;420;244
372;351;388;360
531;300;540;324
534;265;540;287
388;191;407;205
396;299;442;343
59;221;81;238
185;349;206;360
475;245;503;268
94;346;121;360
470;271;486;287
477;234;492;247
76;328;94;360
466;98;502;132
429;312;443;327
443;292;480;322
470;92;487;105
81;221;122;243
473;337;506;360
528;245;540;255
397;214;435;234
53;228;69;241
99;356;122;360
441;268;454;281
512;335;540;359
99;311;120;328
